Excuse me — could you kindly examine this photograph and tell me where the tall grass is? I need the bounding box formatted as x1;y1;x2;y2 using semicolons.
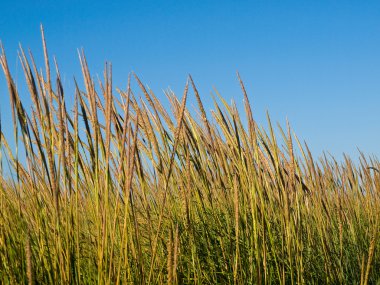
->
0;28;379;284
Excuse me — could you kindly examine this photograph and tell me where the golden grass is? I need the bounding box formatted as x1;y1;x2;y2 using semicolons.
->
0;27;379;284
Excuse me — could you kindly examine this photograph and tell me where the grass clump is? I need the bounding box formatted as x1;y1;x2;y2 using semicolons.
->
0;28;380;284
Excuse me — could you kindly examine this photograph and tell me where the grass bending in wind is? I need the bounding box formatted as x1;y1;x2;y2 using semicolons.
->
0;29;380;284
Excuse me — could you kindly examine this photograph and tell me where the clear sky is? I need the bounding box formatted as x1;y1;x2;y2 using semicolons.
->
1;0;379;161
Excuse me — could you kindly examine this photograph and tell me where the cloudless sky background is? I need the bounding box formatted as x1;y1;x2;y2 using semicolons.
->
0;0;379;161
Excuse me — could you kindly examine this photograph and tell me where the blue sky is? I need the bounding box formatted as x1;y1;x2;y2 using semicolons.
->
0;0;379;161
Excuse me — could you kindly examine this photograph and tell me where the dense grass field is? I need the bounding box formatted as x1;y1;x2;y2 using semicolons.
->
0;31;379;284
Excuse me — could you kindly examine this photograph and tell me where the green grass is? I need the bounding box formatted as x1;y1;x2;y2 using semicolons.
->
0;28;379;284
